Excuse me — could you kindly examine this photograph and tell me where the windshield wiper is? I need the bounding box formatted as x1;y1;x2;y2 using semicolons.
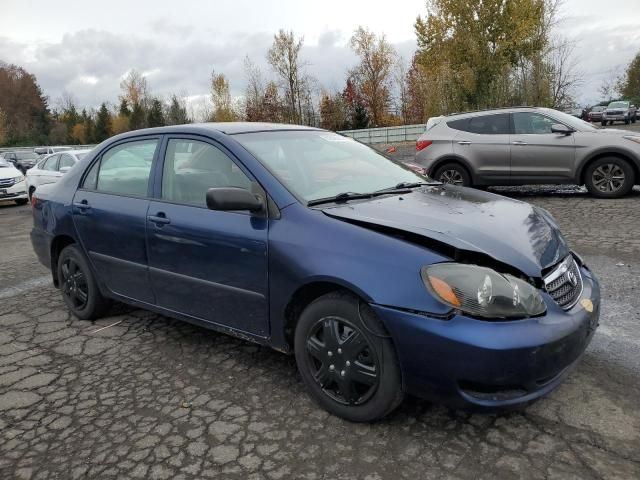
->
307;192;374;206
373;181;435;193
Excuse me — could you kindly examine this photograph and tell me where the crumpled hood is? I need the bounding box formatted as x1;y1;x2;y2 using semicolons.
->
322;185;570;278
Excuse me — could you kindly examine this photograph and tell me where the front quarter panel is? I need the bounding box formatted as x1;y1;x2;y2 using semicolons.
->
268;203;452;350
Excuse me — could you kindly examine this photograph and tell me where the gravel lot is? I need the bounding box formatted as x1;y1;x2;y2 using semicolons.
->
1;181;640;478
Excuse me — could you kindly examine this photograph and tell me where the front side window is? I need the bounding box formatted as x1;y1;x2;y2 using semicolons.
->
161;139;252;207
512;112;557;135
88;139;157;196
234;130;427;203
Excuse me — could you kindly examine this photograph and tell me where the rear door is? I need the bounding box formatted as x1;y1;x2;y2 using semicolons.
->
38;155;60;186
509;111;576;181
146;136;269;336
451;113;511;181
72;137;160;303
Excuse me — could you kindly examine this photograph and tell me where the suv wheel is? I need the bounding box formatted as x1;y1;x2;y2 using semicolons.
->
57;244;111;319
625;116;630;125
585;157;635;198
294;292;403;422
601;120;607;127
434;163;471;187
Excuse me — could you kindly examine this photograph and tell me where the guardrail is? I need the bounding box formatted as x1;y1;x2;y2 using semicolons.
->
338;124;427;144
0;145;96;153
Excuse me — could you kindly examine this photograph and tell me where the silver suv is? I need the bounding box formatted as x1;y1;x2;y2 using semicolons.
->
415;107;640;198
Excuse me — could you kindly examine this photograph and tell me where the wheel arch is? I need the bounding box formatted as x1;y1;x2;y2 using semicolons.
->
50;235;76;287
282;280;384;351
577;150;640;185
428;155;476;183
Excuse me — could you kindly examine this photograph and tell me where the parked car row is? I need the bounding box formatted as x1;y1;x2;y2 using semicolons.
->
0;158;28;205
415;106;640;198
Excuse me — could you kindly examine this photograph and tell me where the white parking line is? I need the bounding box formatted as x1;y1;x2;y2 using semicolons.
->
0;275;52;299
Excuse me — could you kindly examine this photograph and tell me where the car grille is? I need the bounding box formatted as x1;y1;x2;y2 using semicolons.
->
544;256;583;310
0;178;16;188
607;110;623;115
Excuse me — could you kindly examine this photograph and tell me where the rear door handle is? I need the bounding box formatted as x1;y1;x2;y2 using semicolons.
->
148;213;170;226
73;200;91;211
512;141;528;146
457;140;472;145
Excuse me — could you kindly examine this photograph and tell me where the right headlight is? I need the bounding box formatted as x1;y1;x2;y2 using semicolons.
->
421;263;546;319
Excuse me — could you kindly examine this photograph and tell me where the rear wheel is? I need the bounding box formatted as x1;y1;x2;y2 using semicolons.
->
585;157;635;198
57;244;111;320
294;292;403;422
434;163;472;187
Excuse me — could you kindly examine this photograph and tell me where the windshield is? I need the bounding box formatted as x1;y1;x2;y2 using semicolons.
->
234;130;429;203
592;106;605;112
545;109;599;132
16;152;39;160
0;159;10;168
608;101;629;109
75;152;88;160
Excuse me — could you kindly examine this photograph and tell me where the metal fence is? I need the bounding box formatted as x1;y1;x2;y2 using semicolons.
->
338;124;427;144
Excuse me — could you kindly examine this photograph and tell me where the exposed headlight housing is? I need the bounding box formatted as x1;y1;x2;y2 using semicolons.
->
623;135;640;145
13;175;25;183
421;263;546;319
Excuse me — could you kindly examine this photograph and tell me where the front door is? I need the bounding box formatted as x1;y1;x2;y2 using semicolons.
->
451;113;511;181
72;137;160;304
510;111;576;182
146;137;269;336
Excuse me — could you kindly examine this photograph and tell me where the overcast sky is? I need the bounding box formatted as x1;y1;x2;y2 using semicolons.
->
1;0;639;113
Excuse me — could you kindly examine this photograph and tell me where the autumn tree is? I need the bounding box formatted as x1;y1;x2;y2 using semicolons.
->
262;81;284;123
147;98;166;127
267;30;311;124
349;27;396;126
119;69;149;108
167;94;190;125
244;56;265;121
319;91;348;131
0;64;50;145
342;78;369;129
94;103;112;142
0;108;7;146
618;51;640;105
211;71;237;121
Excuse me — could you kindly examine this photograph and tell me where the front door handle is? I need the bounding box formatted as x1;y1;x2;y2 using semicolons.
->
457;140;472;145
148;213;171;226
512;141;528;146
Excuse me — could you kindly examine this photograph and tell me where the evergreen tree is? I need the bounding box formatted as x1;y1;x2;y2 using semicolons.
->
129;102;146;130
94;103;112;142
118;99;131;117
146;98;166;127
167;95;189;125
81;109;95;144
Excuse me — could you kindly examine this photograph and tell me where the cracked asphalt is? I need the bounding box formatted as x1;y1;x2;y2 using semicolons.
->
1;184;639;479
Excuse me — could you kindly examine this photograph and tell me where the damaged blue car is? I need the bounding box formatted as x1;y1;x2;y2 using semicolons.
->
30;123;600;421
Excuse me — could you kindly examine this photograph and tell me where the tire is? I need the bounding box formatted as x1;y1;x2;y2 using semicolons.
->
433;162;472;187
57;244;111;320
294;292;403;422
625;116;630;125
601;120;607;127
584;157;635;198
632;114;637;124
15;199;28;206
28;187;35;200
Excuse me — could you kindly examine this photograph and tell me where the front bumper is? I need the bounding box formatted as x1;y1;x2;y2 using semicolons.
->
0;180;28;201
372;265;600;409
603;114;628;121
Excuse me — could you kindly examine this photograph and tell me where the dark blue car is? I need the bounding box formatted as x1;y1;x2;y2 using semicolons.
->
30;123;600;421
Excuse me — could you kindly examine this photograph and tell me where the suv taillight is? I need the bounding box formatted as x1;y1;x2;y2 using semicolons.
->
416;140;432;152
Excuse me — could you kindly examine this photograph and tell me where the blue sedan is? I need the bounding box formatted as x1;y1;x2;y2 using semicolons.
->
30;123;600;421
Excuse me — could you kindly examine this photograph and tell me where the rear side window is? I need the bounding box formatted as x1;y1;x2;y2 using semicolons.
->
83;139;158;196
42;155;59;171
447;118;469;131
467;114;510;134
161;139;252;207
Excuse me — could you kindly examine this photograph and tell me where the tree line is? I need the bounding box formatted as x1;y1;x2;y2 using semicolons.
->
1;0;640;148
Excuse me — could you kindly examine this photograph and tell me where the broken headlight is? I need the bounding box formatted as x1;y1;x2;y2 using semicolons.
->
421;263;546;319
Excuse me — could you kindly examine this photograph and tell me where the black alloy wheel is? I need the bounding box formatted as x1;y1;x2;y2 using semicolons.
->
304;316;380;406
294;292;403;422
60;257;89;310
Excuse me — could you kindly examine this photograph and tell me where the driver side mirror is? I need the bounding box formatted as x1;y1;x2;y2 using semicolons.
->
206;187;264;213
551;124;574;135
59;166;71;174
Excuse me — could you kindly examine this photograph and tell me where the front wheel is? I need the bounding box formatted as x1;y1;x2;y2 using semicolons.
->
57;244;111;320
585;157;635;198
294;292;403;422
625;116;630;125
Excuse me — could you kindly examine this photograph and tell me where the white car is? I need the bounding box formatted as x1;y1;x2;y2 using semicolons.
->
0;158;28;205
25;149;90;199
